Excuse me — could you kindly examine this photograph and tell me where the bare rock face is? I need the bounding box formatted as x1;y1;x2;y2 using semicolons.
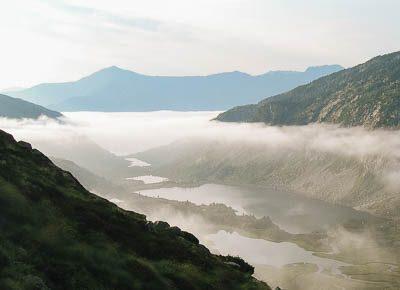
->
18;141;32;150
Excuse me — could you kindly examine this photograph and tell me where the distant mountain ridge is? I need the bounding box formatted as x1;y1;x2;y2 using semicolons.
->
0;94;62;119
10;65;343;112
216;51;400;128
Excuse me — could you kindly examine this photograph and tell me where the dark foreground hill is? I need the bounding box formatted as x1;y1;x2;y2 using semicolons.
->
0;130;270;290
216;51;400;128
0;94;62;119
9;65;342;111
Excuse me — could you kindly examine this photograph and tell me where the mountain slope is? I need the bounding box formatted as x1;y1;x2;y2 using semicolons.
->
0;94;62;119
31;135;135;182
0;130;270;290
10;65;343;111
216;51;400;128
50;157;131;195
135;138;400;220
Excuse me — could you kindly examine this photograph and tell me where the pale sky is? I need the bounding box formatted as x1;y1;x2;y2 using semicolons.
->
1;0;399;89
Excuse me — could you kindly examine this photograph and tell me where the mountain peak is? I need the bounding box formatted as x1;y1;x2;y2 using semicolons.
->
305;64;344;74
260;65;343;77
210;70;251;78
104;65;124;71
97;65;131;74
81;65;142;82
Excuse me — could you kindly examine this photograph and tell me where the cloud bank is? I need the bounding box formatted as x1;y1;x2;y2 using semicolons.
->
1;111;399;192
1;111;400;160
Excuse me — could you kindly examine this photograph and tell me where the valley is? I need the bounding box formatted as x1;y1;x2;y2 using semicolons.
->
105;174;400;289
2;2;399;289
120;178;400;290
2;108;399;289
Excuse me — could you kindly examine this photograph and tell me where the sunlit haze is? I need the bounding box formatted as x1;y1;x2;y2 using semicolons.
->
1;0;399;88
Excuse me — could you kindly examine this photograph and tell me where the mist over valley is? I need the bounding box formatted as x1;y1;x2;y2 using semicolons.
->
1;108;399;289
1;2;400;288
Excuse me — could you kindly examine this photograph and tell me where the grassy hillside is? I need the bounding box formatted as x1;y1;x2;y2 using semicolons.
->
0;130;270;290
0;94;62;119
216;51;400;128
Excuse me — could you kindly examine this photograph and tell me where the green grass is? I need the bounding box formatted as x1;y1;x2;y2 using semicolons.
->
0;130;270;290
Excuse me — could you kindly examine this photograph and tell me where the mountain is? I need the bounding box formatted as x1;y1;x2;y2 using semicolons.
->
216;51;400;128
26;135;149;183
0;94;62;119
33;135;131;181
50;157;131;195
10;65;343;111
0;129;270;290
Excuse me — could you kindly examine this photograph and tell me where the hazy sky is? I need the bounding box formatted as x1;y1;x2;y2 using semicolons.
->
1;0;399;88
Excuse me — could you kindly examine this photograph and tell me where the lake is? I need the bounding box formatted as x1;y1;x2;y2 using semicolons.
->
136;183;363;281
206;230;348;275
138;183;377;233
127;175;169;184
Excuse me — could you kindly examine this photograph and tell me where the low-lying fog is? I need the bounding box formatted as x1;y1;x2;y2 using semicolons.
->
1;111;399;190
0;111;399;158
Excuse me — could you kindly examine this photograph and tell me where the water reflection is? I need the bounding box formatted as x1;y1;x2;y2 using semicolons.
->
139;183;377;233
206;231;348;275
127;175;169;184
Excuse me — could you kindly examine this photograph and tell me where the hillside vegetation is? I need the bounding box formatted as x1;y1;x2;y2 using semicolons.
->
216;51;400;128
0;130;270;290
